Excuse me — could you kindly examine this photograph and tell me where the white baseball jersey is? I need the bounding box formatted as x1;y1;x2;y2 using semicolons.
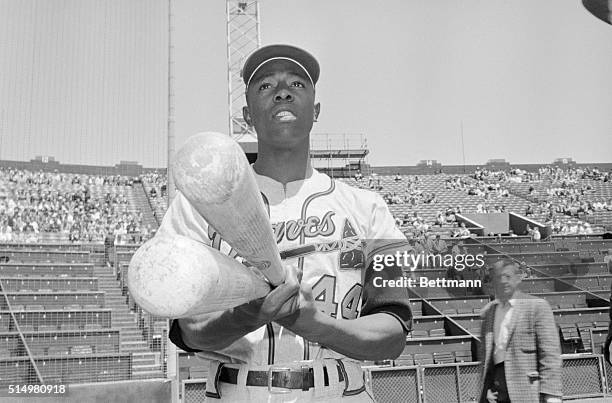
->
162;168;410;365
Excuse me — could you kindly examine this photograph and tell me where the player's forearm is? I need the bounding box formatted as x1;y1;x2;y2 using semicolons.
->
178;309;265;351
283;311;406;361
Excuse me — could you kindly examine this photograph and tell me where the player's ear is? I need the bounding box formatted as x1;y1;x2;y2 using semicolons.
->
313;103;321;122
243;106;252;127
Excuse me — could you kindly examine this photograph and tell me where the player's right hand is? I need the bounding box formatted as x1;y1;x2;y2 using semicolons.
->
234;265;301;325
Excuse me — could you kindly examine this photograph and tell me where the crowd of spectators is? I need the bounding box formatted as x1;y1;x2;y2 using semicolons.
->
445;170;511;200
0;168;154;244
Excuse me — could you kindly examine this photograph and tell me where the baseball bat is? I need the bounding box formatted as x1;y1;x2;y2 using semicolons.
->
127;235;271;318
172;132;286;286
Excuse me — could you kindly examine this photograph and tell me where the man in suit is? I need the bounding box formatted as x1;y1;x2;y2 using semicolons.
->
479;259;562;402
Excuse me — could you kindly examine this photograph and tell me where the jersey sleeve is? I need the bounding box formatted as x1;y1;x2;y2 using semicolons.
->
359;193;412;333
360;240;413;333
168;319;202;353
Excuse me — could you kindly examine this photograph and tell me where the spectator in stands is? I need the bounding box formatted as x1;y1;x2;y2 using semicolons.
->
435;211;445;227
445;210;456;223
394;215;402;228
394;173;402;181
532;227;541;242
432;234;447;255
0;221;12;242
448;241;466;281
390;192;402;204
411;212;422;226
479;259;562;403
457;222;470;238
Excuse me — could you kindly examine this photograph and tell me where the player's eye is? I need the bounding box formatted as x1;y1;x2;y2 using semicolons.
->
291;81;305;88
258;82;272;91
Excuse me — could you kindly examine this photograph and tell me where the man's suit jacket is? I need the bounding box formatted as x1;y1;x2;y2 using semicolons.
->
478;292;562;402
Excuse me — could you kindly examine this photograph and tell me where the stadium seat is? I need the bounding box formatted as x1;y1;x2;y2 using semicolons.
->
433;352;455;364
429;328;446;337
188;366;208;379
413;353;434;365
47;346;70;356
38;324;58;332
70;345;93;355
455;350;472;363
394;353;414;366
409;330;429;338
60;323;81;331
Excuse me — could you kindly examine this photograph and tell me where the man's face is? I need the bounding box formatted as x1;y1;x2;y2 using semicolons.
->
492;264;521;300
243;60;320;150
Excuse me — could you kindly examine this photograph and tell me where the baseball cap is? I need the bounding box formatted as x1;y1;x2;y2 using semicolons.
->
241;44;320;89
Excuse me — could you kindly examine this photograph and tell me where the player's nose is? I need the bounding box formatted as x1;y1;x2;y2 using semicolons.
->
274;88;293;102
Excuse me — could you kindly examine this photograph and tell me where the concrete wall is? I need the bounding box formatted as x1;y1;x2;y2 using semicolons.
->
462;213;509;235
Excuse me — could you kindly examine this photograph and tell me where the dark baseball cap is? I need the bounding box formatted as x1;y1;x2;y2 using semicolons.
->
241;44;320;89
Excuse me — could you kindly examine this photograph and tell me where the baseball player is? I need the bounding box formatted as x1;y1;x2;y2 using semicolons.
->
163;44;413;401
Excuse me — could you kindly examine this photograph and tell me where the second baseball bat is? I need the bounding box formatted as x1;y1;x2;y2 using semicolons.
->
173;132;286;286
127;235;271;318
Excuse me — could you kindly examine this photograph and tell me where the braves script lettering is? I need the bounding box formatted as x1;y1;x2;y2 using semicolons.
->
208;211;337;252
272;211;336;242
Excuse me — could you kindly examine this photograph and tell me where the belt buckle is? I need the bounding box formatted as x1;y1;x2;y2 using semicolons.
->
267;365;292;394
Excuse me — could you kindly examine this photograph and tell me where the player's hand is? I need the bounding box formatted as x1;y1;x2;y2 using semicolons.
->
234;266;301;325
275;278;319;330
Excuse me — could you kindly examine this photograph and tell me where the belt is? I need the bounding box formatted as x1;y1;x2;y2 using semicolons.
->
219;364;345;391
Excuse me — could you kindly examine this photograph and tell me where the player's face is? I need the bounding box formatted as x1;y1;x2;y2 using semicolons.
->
244;60;320;149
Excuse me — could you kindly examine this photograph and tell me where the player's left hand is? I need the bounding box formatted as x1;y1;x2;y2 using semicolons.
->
275;275;318;331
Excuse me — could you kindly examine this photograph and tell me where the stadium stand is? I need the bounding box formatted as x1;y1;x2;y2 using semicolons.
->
2;164;612;400
0;169;166;386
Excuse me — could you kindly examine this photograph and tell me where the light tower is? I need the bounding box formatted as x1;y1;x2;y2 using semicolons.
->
226;1;261;140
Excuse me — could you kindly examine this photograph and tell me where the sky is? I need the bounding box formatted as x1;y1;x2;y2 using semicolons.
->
1;0;611;168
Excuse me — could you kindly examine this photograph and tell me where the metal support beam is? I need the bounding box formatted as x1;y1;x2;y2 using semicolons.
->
226;1;260;140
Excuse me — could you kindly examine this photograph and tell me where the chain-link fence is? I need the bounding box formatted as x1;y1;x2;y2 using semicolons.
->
367;366;420;403
562;354;606;398
182;379;207;403
365;356;609;403
605;357;612;395
421;364;461;403
457;364;481;402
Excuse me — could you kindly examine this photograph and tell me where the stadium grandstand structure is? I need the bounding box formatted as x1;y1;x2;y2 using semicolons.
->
1;162;612;402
